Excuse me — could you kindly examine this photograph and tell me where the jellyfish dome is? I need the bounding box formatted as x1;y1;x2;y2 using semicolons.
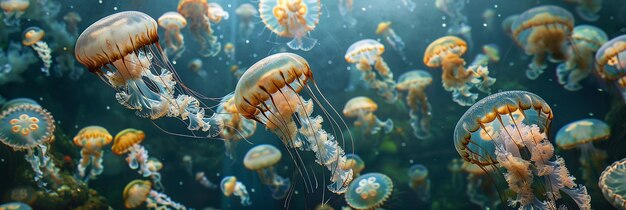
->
22;27;51;77
595;34;626;102
123;180;151;208
345;172;393;210
556;118;609;150
557;25;607;91
0;202;32;210
344;153;365;177
343;96;393;135
243;144;290;199
599;158;626;210
259;0;321;51
0;0;29;26
112;128;145;155
178;0;222;57
396;70;433;139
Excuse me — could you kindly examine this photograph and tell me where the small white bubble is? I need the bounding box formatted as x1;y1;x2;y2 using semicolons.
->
74;125;78;129
295;190;299;195
328;60;333;65
409;159;414;164
179;181;183;186
494;4;498;8
442;23;447;27
106;106;110;110
401;142;406;147
483;23;487;27
361;7;366;11
598;88;604;92
589;113;594;116
172;61;177;65
245;40;250;44
441;16;447;20
216;172;220;176
251;188;255;192
227;4;232;8
1;159;4;162
113;7;117;11
252;53;258;58
508;62;515;66
99;0;102;3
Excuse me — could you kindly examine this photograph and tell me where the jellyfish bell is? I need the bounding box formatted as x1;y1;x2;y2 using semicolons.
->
0;202;32;210
158;11;187;60
178;0;222;57
22;27;51;76
0;0;29;26
342;96;393;135
235;3;258;40
123;180;151;208
345;172;393;210
599;158;626;210
595;34;626;102
259;0;321;51
396;70;433;139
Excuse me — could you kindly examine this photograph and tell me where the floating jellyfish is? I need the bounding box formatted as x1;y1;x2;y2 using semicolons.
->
216;93;256;159
343;96;393;135
224;42;235;62
345;172;393;209
482;44;500;63
344;153;364;178
396;70;433;139
453;91;591;210
511;6;574;80
376;21;406;59
63;11;81;36
158;12;187;60
423;36;495;106
565;0;601;21
182;155;193;175
233;53;353;194
599;158;626;210
259;0;321;51
221;176;251;206
482;8;496;28
556;118;609;190
178;0;222;57
594;34;626;102
0;202;32;210
337;0;356;26
72;126;112;180
123;179;187;209
112;128;161;187
207;2;229;23
195;171;217;189
0;0;29;26
243;144;290;199
463;162;501;210
187;58;207;78
146;157;164;190
345;39;398;103
230;65;246;78
22;27;51;77
235;3;258;40
447;158;464;189
557;25;607;91
408;164;430;202
75;11;222;137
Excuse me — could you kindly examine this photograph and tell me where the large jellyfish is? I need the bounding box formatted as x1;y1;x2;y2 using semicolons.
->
599;158;626;210
345;172;393;210
221;176;251;206
511;6;574;80
22;27;52;77
0;0;29;26
396;70;433;139
178;0;221;57
557;25;607;91
233;53;353;194
345;153;364;178
72;126;112;180
594;34;626;102
216;93;257;159
158;12;187;60
112;128;162;189
423;36;495;106
376;21;405;59
564;0;601;21
259;0;321;51
243;144;290;199
337;0;356;26
345;39;398;103
342;96;393;135
463;162;501;210
235;3;258;40
75;11;222;137
453;91;591;209
123;179;187;209
408;164;430;202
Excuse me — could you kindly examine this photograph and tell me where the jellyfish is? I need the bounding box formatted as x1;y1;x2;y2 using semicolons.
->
342;96;393;135
599;158;626;210
195;171;217;189
178;0;221;57
511;6;574;80
224;42;235;62
337;0;356;26
158;12;187;60
557;25;607;91
182;155;193;175
146;157;164;190
221;176;251;206
216;93;256;159
447;158;463;189
233;53;353;194
207;2;229;24
63;11;81;36
344;153;364;178
556;118;609;191
463;162;501;210
259;0;321;51
22;27;51;77
482;8;496;28
482;44;500;63
123;179;187;209
453;91;591;209
396;70;433;139
408;164;430;202
235;3;258;40
0;0;29;26
593;34;626;102
75;11;222;137
243;144;290;199
345;39;398;103
230;65;246;78
401;0;416;12
112;128;162;188
423;36;495;106
376;21;406;60
564;0;601;21
345;172;393;210
187;58;207;78
0;202;32;210
72;126;112;180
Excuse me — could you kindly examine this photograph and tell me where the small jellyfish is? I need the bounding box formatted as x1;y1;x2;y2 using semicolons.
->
187;58;207;78
235;3;258;40
408;164;430;202
221;176;251;206
343;96;393;135
482;8;496;28
396;70;433;139
482;44;500;63
345;172;393;210
230;65;246;78
594;34;626;102
223;42;235;62
565;0;601;21
178;0;221;57
259;0;321;51
423;36;495;106
447;158;464;189
22;27;51;76
158;12;187;60
195;171;217;189
146;157;164;190
208;2;229;24
376;21;406;60
344;153;365;178
0;202;32;210
599;158;626;210
216;93;256;159
243;144;290;199
557;25;607;91
0;0;29;26
337;0;356;26
63;12;82;36
123;179;187;209
112;128;161;188
72;126;112;180
463;162;501;210
182;155;193;175
345;39;398;103
511;6;574;80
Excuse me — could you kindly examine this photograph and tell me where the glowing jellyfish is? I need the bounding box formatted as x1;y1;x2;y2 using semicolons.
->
243;144;290;199
123;179;187;209
557;25;607;91
337;0;356;26
344;153;364;178
343;96;393;135
158;12;187;60
221;176;251;206
75;11;222;137
234;53;353;194
565;0;601;21
396;70;433;139
556;118;609;190
207;2;229;24
482;44;500;63
594;34;626;102
345;172;393;210
511;6;574;80
178;0;221;57
376;21;406;59
407;164;430;202
447;158;464;189
453;91;591;209
0;202;32;210
182;155;193;175
235;3;258;40
599;158;626;210
259;0;321;51
463;162;500;210
345;39;398;103
63;12;82;36
195;171;217;189
224;42;235;62
0;0;29;26
72;126;112;179
423;36;495;106
216;93;256;159
22;27;51;77
187;58;207;78
112;128;161;187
